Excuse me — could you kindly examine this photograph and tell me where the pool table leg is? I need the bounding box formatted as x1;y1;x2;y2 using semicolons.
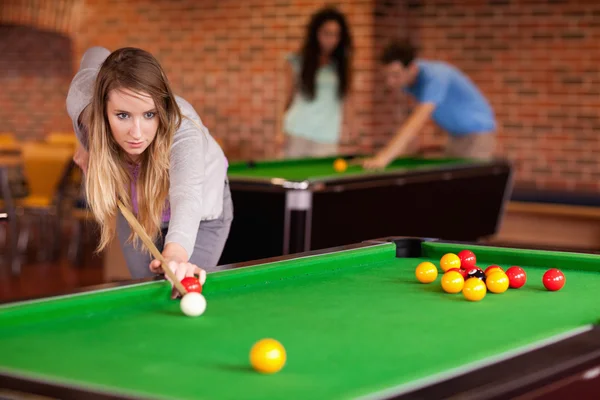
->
283;190;313;254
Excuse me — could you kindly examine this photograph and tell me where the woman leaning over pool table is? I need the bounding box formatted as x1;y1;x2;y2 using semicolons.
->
66;46;233;295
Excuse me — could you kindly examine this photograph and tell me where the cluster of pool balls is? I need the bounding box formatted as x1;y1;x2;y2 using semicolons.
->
178;276;287;374
415;250;566;301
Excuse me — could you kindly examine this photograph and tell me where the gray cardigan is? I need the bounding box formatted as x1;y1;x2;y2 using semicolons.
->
66;46;227;258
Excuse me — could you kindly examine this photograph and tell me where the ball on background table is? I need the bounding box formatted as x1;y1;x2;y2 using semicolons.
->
415;262;438;283
440;253;461;272
486;271;509;294
505;266;527;289
250;338;286;374
333;158;348;172
462;277;487;301
181;276;202;294
180;292;207;317
441;270;465;294
543;269;566;291
458;249;476;270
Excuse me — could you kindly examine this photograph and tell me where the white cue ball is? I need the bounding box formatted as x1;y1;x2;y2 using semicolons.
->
180;292;206;317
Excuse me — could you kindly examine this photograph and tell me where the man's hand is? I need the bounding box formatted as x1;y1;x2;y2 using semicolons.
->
363;103;436;170
362;152;393;170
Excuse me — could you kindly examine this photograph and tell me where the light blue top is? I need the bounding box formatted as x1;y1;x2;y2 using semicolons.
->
404;60;497;136
284;54;343;144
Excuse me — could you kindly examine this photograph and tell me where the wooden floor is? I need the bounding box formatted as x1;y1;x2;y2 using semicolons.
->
0;231;107;303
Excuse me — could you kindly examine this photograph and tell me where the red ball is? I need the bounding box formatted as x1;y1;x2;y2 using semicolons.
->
458;250;477;270
181;277;202;294
449;267;468;279
485;265;504;276
505;266;527;289
543;269;565;291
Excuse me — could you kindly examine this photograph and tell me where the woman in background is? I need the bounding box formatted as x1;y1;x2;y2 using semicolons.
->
281;7;355;158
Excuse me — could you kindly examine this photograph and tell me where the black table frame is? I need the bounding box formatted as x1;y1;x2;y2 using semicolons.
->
219;158;514;265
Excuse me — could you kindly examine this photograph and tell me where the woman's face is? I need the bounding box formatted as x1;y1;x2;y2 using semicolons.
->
106;88;159;161
318;20;341;55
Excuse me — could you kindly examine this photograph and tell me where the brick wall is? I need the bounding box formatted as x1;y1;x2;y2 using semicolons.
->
403;0;600;191
69;0;376;160
371;0;409;151
2;0;599;192
0;24;74;140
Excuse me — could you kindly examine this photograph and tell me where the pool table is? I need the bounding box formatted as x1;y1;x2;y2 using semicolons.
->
219;155;513;265
2;238;600;399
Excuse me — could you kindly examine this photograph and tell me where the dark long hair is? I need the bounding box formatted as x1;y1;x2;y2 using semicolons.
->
299;7;353;100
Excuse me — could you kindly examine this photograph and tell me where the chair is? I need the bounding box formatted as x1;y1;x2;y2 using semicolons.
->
0;132;18;146
45;132;83;228
0;132;21;155
44;133;95;264
67;196;99;266
45;132;78;150
16;141;74;262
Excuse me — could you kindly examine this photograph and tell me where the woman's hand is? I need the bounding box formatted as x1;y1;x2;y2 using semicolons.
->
149;259;207;299
149;243;205;298
148;242;206;298
73;142;89;175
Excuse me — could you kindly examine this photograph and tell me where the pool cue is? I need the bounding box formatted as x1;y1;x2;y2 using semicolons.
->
347;158;364;166
117;200;188;296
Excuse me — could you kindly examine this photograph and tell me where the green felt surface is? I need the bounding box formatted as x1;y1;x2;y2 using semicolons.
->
1;242;599;400
226;156;469;182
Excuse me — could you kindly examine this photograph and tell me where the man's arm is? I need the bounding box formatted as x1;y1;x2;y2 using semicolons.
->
363;102;436;169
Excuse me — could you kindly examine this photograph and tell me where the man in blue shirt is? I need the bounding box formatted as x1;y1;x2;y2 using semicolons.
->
363;40;497;169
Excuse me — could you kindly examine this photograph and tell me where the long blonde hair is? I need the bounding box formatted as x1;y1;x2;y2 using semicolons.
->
85;47;182;252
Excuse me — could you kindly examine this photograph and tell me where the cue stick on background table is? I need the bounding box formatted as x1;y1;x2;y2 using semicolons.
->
347;157;385;171
117;200;188;296
347;158;364;166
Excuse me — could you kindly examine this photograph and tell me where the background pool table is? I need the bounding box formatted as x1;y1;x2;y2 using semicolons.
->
219;155;513;264
2;238;600;399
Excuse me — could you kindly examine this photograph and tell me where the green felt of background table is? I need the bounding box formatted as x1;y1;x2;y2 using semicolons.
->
1;242;599;400
227;156;468;182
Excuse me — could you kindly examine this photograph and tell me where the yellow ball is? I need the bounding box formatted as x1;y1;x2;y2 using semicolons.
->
486;271;509;294
440;253;461;272
250;338;286;374
462;277;487;301
333;158;348;172
415;261;438;283
441;271;465;294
